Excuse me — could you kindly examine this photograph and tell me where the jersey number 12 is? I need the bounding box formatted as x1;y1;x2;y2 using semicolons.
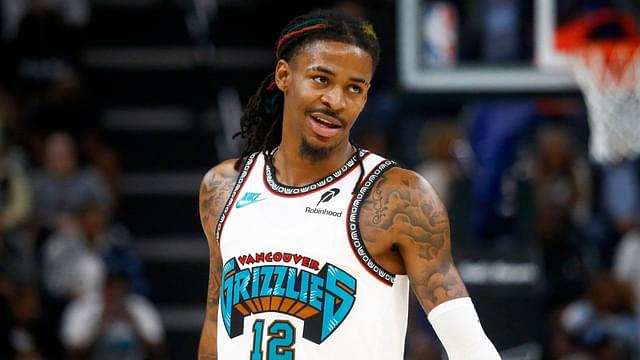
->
250;319;296;360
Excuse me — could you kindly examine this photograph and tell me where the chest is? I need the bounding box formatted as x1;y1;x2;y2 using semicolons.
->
220;186;350;257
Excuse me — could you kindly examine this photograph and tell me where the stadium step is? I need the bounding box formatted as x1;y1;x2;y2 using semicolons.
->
83;46;272;71
122;172;204;196
157;305;204;359
145;258;208;305
120;194;201;235
88;4;191;46
85;66;269;107
104;129;218;171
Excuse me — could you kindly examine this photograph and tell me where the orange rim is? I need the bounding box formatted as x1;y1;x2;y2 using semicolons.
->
565;40;640;87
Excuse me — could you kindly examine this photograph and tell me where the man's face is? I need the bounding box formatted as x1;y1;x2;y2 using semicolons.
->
44;134;77;177
276;40;373;160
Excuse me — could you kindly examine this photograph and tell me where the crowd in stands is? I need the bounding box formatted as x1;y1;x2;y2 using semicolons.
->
1;1;166;359
0;112;166;359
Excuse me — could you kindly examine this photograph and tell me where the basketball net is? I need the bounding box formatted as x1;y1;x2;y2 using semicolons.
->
555;8;640;164
566;41;640;164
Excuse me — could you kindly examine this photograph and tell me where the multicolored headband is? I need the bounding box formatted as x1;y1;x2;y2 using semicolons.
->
276;23;328;52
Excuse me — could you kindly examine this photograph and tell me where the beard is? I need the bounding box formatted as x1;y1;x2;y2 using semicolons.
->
299;138;333;162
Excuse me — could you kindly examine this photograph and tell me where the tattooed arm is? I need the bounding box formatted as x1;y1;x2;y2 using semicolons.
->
198;160;239;360
361;168;500;359
360;167;467;310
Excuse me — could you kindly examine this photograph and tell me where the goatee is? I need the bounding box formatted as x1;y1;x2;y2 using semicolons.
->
300;139;332;162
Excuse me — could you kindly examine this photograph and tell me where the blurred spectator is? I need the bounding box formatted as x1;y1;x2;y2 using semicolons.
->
7;0;88;92
31;132;112;235
466;100;537;243
4;284;62;359
0;116;37;285
1;0;90;42
0;118;32;235
39;222;95;359
600;161;640;236
40;197;151;360
42;198;149;301
612;228;640;309
61;271;165;360
85;200;148;296
81;131;122;207
534;125;595;307
41;214;105;302
27;71;98;155
555;274;638;359
534;125;592;228
414;121;462;206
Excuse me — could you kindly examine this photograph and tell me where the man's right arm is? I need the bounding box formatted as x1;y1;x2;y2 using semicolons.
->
198;160;239;359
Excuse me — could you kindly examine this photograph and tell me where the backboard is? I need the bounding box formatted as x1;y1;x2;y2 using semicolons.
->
397;0;640;92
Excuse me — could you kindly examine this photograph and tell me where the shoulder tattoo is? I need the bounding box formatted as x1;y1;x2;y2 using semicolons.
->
199;166;238;241
360;171;467;309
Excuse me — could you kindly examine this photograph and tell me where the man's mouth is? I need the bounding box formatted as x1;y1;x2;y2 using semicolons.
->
309;113;342;129
308;113;343;139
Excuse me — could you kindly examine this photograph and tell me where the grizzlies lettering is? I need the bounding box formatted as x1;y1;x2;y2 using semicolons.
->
220;258;357;344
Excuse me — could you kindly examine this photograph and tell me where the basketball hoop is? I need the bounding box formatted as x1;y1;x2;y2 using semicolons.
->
564;40;640;164
553;7;640;164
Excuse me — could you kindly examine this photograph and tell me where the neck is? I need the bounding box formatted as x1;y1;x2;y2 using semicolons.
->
271;140;354;187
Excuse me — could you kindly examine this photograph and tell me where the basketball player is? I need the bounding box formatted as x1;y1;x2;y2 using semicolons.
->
198;9;500;360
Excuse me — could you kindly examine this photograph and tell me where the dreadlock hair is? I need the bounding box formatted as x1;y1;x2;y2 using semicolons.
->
233;8;381;170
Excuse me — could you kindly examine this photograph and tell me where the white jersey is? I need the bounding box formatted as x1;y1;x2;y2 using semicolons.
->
216;150;410;360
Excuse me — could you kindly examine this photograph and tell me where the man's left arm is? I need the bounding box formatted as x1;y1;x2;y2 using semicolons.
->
379;168;500;359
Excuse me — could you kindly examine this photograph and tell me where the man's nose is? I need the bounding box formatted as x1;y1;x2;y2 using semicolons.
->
320;86;346;111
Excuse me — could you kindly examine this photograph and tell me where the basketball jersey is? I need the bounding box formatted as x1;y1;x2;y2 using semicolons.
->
215;150;410;360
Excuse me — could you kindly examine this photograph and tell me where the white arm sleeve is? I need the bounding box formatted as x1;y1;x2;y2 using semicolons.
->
427;297;501;360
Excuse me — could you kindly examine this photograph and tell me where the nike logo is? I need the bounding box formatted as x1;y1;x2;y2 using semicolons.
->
235;192;266;209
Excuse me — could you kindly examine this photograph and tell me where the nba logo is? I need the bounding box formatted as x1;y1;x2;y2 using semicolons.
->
422;2;458;67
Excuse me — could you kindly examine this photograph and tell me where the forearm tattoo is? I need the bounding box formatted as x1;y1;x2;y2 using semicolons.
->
360;172;467;311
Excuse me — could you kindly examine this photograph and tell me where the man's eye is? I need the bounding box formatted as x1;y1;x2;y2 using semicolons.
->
313;76;328;84
349;85;363;94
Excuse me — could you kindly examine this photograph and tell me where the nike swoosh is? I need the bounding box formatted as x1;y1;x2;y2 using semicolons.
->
235;198;266;208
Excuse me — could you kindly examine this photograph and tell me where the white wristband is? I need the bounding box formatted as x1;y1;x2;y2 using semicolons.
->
427;297;501;360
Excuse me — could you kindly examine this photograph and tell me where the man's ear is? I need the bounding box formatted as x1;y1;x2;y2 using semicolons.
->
275;59;291;92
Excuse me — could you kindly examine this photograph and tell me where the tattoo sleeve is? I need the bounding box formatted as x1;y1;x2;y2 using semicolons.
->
198;163;238;359
360;169;468;312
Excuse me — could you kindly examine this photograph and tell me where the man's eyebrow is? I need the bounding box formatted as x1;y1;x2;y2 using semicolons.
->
310;65;370;85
